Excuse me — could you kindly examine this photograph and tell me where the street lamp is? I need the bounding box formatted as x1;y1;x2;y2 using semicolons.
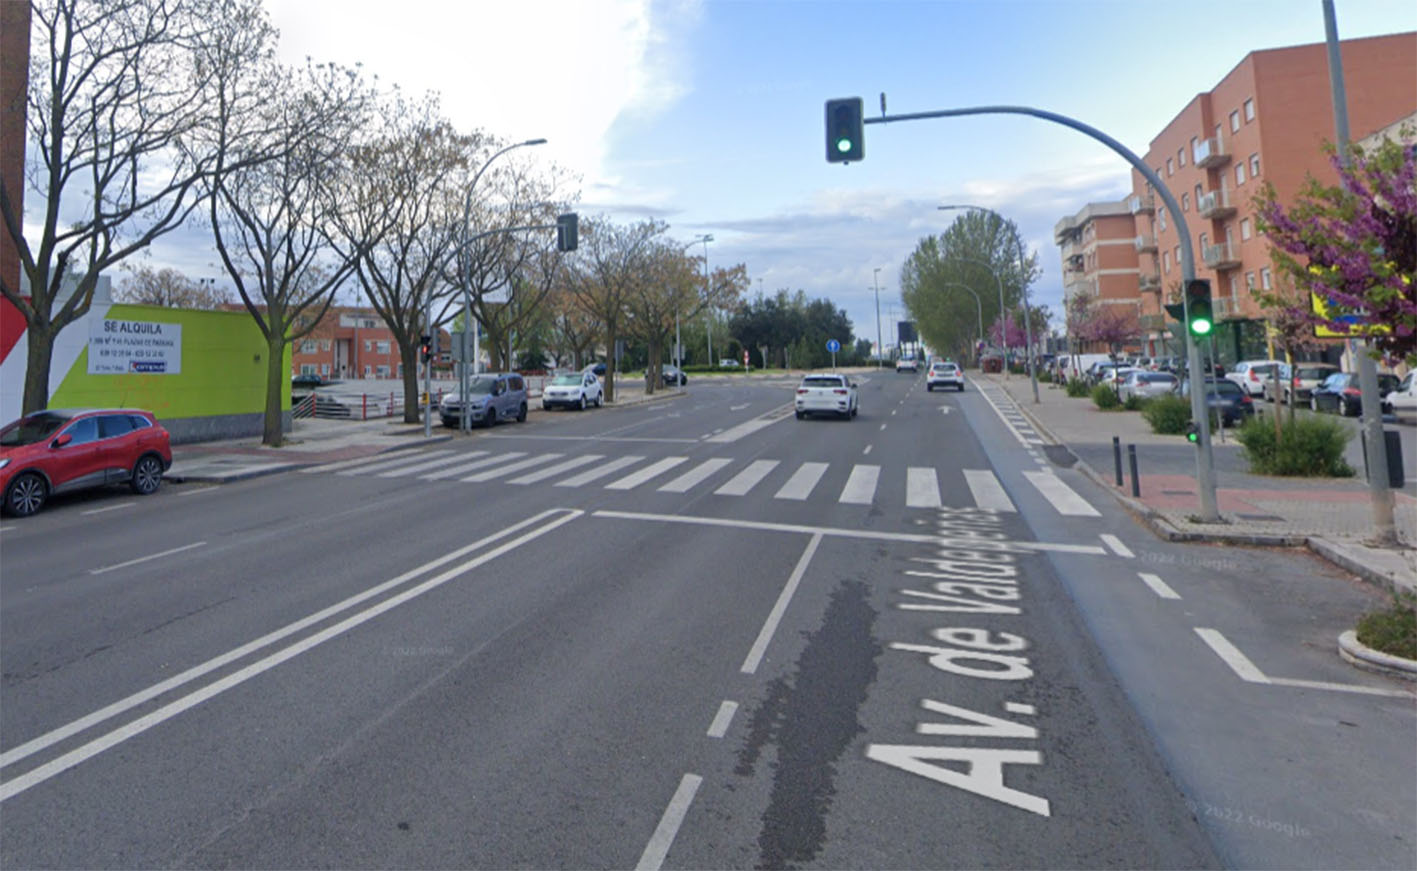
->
940;281;986;357
939;204;1041;403
873;267;883;368
458;137;547;432
698;234;714;366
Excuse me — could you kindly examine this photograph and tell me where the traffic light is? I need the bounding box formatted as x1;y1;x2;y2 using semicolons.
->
825;98;864;163
1185;422;1201;444
556;212;578;252
1164;301;1186;323
1184;279;1214;337
419;334;432;363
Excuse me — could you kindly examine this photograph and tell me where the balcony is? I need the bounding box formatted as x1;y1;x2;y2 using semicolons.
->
1197;188;1236;219
1138;313;1167;331
1193;135;1230;168
1214;296;1246;319
1202;241;1242;270
1134;234;1157;253
1127;194;1155;215
1138;273;1161;292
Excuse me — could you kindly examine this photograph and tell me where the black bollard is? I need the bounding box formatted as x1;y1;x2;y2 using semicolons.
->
1113;436;1123;486
1128;444;1140;498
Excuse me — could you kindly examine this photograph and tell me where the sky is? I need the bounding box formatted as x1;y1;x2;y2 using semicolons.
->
44;0;1417;345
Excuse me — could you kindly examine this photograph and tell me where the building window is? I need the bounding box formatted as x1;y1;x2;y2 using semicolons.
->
1163;251;1171;273
1199;232;1209;251
1235;162;1247;186
1173;246;1180;268
376;365;390;378
1240;218;1252;240
1178;147;1186;167
363;365;372;377
1166;157;1174;176
321;363;330;376
320;339;331;351
1245;272;1255;289
1181;193;1190;212
1249;153;1260;177
376;340;390;355
301;364;317;375
1230;110;1240;133
364;340;372;352
1158;207;1167;231
1230;276;1240;296
301;339;317;353
1260;267;1272;289
1194;183;1204;204
1244;98;1255;121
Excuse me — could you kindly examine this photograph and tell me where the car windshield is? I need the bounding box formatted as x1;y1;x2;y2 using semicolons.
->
468;377;499;394
1206;380;1243;395
801;376;843;387
552;374;581;385
0;411;74;446
1297;366;1333;379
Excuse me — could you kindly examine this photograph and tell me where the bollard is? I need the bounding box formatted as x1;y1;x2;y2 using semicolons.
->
1113;436;1123;486
1128;444;1140;498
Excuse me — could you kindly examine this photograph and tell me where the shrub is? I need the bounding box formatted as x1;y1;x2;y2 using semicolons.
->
1123;395;1149;412
1038;370;1054;384
1141;395;1191;434
1064;378;1090;398
1356;592;1417;661
1091;384;1121;410
1234;415;1354;476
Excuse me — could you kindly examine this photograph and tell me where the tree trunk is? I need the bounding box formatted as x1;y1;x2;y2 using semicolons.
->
22;320;55;415
399;341;421;424
645;337;661;395
604;325;618;402
263;334;286;446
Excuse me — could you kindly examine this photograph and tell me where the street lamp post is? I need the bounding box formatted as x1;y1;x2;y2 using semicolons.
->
940;204;1040;402
459;137;547;433
941;281;985;357
873;267;883;368
700;234;714;367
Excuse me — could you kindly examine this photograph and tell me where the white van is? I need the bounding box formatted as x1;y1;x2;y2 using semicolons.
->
1061;353;1112;382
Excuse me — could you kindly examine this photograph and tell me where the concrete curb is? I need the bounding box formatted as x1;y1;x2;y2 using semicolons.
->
1306;537;1415;596
1338;630;1417;681
168;433;453;484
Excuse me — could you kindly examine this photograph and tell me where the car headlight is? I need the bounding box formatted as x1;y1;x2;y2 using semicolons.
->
0;458;9;470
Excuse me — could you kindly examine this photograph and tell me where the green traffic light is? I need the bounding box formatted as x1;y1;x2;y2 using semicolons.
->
836;137;853;153
1190;318;1213;336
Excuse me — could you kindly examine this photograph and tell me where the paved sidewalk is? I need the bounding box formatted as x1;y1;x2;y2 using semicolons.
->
166;383;683;485
979;372;1416;595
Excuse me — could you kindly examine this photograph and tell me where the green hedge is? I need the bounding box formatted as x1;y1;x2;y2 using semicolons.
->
1234;415;1354;477
1065;379;1090;398
1122;395;1149;411
1091;384;1121;410
1142;395;1191;434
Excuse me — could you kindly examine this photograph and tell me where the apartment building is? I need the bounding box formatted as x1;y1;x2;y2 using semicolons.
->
285;307;462;380
1057;32;1415;364
1054;201;1144;352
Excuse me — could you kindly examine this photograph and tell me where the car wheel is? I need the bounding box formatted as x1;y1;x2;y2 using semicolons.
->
851;405;858;418
577;395;586;411
795;410;805;420
957;383;965;392
483;408;496;428
927;384;934;392
595;393;603;408
516;403;527;423
5;473;48;517
130;455;164;495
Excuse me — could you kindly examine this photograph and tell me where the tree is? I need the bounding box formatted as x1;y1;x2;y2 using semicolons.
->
114;265;233;309
1;0;276;414
1256;135;1416;366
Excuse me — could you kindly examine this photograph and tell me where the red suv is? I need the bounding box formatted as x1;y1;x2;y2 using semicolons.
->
0;409;172;517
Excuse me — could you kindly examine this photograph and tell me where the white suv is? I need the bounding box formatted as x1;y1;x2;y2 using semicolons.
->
927;360;964;392
1225;360;1283;397
896;356;919;373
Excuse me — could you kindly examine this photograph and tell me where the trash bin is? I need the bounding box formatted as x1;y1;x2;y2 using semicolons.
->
1361;428;1406;489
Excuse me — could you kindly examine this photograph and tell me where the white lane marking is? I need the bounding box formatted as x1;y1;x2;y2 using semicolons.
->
714;460;779;496
81;503;134;516
89;542;206;576
891;409;897;416
556;455;643;487
659;458;732;493
462;453;565;483
635;774;703;871
706;700;739;738
863;444;873;455
905;467;942;508
977;386;1036;448
338;449;456;476
419;453;525;481
1100;534;1135;558
1023;470;1100;517
177;487;218;497
1267;677;1411;697
939;406;952;415
2;511;568;773
742;533;822;674
878;423;888;431
1005;702;1036;715
839;465;879;504
1194;628;1271;683
730;403;750;411
705;405;793;443
2;511;581;802
963;469;1016;512
775;462;828;500
378;451;487;478
508;454;604;484
605;456;689;490
1138;572;1181;600
485;434;700;444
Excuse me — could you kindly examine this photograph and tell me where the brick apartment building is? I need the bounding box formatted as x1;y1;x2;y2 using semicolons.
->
284;305;459;380
1058;32;1416;364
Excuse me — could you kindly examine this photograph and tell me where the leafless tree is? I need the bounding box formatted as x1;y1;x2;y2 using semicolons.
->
0;0;276;414
114;263;233;309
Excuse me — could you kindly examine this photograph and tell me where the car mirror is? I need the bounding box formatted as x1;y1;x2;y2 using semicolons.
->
52;433;72;448
851;382;859;389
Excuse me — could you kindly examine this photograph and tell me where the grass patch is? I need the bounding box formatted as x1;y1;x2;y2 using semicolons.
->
1065;379;1090;398
1234;415;1354;477
1356;592;1417;661
1142;395;1191;434
1091;383;1121;410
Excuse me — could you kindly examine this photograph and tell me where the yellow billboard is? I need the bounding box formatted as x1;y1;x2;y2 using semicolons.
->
1309;292;1391;338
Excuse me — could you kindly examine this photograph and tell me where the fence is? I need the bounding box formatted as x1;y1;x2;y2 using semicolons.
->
297;376;550;421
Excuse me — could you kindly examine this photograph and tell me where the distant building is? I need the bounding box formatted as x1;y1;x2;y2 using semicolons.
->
1054;201;1142;353
282;306;457;380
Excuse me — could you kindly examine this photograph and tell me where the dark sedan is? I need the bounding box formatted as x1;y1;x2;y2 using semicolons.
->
1177;377;1255;427
1310;372;1400;416
649;364;688;387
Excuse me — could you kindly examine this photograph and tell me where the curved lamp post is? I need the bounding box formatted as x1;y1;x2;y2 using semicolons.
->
939;281;985;360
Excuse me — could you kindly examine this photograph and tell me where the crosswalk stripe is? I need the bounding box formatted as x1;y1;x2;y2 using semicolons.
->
338;449;457;476
659;458;732;493
556;455;644;488
302;452;419;474
775;462;828;500
963;469;1016;512
905;467;941;508
606;456;689;490
462;453;564;482
1023;470;1100;516
378;450;487;478
509;454;605;484
715;459;779;496
839;464;880;504
419;452;525;481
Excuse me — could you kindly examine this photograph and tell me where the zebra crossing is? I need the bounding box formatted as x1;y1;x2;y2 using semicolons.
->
301;446;1100;516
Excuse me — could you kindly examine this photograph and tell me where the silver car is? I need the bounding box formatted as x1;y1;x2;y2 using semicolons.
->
1118;370;1178;401
440;373;527;427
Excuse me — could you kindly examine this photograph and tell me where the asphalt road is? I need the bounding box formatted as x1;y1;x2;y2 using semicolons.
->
2;371;1413;869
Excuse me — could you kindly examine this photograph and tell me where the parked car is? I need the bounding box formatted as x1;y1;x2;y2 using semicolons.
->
649;364;687;387
1263;362;1338;404
1177;377;1255;427
927;359;965;392
440;373;527;427
896;355;919;373
291;373;326;389
1310;372;1400;416
795;373;858;419
718;358;740;369
1386;371;1417;421
1224;360;1284;397
1;409;172;517
583;362;607;377
541;371;603;410
1118;370;1178;401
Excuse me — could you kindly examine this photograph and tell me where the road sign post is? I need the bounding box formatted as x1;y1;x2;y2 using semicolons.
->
827;338;840;370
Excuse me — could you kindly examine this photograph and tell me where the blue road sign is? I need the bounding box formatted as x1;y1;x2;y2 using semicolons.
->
826;338;841;353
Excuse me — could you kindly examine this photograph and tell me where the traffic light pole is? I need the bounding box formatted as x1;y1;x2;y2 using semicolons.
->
861;103;1219;520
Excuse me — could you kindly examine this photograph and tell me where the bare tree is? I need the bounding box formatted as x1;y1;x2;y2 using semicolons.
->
114;264;233;309
544;284;599;369
628;243;747;393
567;218;667;402
0;0;276;414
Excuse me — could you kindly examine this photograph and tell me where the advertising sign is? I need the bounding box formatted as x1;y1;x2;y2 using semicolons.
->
1310;292;1390;338
89;318;182;374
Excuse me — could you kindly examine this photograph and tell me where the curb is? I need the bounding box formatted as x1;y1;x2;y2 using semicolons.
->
168;433;453;484
1306;537;1416;597
1338;630;1417;681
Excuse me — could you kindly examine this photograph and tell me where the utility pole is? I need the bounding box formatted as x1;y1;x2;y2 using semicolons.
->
873;267;883;368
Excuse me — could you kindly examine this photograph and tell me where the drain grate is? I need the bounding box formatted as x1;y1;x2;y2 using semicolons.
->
1234;512;1284;522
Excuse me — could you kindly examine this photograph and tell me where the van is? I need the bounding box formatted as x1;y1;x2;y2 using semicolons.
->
1060;353;1111;382
440;372;527;428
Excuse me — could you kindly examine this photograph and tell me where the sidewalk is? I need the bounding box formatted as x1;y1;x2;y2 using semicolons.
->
166;382;682;485
979;371;1417;596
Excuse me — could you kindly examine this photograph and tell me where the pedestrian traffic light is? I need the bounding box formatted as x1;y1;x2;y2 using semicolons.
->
556;213;578;252
1185;422;1201;444
1185;279;1214;337
420;334;432;363
825;98;864;163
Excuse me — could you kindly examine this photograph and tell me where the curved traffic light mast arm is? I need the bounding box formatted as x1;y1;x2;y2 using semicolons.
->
863;103;1218;521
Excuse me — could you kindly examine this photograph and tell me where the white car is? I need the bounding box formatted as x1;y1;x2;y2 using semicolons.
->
1118;370;1178;401
896;356;919;373
926;360;964;392
795;373;858;420
541;371;603;410
1387;371;1417;421
1224;360;1283;397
